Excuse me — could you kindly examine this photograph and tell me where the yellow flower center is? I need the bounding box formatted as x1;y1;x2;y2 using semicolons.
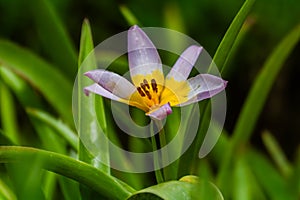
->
128;69;191;114
136;79;160;108
129;78;187;114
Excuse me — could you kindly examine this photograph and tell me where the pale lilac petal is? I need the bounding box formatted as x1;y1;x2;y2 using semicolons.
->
178;74;227;106
166;45;203;81
128;25;163;85
84;83;126;103
146;103;172;120
84;69;136;99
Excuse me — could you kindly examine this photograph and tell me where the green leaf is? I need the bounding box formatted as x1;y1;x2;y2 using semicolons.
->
26;108;78;151
0;146;134;200
78;19;95;67
58;176;81;200
30;0;77;80
42;171;57;200
6;160;45;199
233;154;268;200
77;19;111;199
210;0;256;72
119;5;140;26
246;150;295;200
262;130;292;177
0;80;20;144
0;67;44;109
127;175;223;200
0;40;73;125
0;130;14;145
233;157;252;200
77;19;110;172
217;23;300;193
222;16;256;77
177;0;256;182
0;174;17;200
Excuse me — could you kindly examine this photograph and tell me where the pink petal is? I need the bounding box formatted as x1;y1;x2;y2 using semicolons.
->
146;103;172;120
128;25;163;85
166;45;203;81
178;74;227;106
84;69;136;99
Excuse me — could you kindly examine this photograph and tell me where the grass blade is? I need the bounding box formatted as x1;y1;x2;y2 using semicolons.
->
210;0;256;72
217;23;300;194
262;130;292;177
0;40;73;124
26;108;78;151
0;146;133;200
0;80;20;145
77;19;110;172
246;150;295;200
31;0;77;79
119;5;140;26
0;178;17;200
177;0;256;182
0;67;44;109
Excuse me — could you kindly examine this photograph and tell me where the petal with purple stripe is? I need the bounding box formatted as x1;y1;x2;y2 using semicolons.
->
166;45;203;82
146;103;172;120
178;74;227;106
84;69;136;99
84;83;126;103
128;25;164;86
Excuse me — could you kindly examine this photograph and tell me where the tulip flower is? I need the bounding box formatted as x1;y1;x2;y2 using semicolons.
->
84;25;227;120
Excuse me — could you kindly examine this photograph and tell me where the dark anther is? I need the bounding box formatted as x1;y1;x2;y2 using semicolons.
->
151;79;158;93
145;91;152;100
137;87;145;97
140;83;147;91
143;79;150;89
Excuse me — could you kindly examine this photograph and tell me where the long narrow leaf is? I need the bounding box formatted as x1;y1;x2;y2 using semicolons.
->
0;67;43;109
0;40;73;124
0;177;17;200
26;108;78;151
0;146;133;200
210;0;256;72
177;0;256;182
0;80;20;144
246;150;295;200
217;23;300;193
262;130;292;177
77;19;110;173
31;0;77;79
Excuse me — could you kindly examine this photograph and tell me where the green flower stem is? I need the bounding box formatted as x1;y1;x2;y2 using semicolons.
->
150;122;164;184
0;146;134;200
155;120;172;181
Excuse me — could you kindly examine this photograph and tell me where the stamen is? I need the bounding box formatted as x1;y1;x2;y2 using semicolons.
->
151;79;158;93
145;91;152;100
137;87;145;97
140;83;147;92
143;79;150;89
